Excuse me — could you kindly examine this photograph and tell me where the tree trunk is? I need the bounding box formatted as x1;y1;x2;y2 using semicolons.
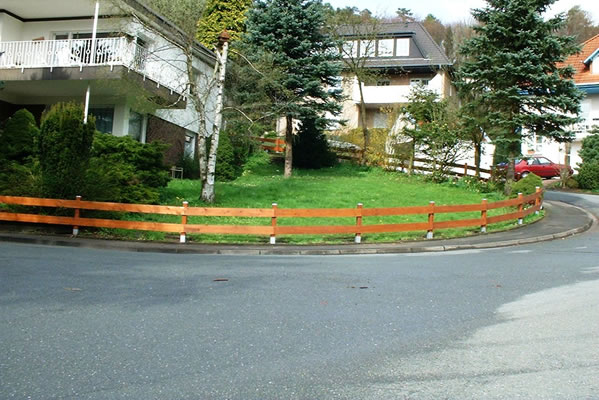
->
284;115;293;178
408;140;416;175
201;39;229;203
474;141;481;178
357;80;369;165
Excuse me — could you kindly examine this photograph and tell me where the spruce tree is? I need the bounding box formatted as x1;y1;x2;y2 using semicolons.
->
457;0;583;185
244;0;343;178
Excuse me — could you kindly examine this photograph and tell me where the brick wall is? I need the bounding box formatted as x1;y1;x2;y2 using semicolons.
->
145;115;187;167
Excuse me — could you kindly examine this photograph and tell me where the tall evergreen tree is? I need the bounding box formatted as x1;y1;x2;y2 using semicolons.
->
244;0;343;178
457;0;583;186
196;0;253;48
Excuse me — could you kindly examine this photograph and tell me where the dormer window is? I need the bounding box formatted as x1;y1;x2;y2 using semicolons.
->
396;38;410;57
377;39;394;57
593;58;598;75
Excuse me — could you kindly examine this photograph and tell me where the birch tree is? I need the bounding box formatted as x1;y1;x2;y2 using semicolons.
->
117;0;229;202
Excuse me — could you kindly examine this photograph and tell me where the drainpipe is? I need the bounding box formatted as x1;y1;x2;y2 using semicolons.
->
84;0;100;123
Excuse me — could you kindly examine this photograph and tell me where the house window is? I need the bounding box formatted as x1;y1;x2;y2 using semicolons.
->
372;111;388;128
377;39;394;57
89;107;114;133
360;40;376;57
410;78;429;86
184;133;196;158
376;80;391;86
396;38;410;56
592;59;598;74
128;111;144;141
342;41;358;58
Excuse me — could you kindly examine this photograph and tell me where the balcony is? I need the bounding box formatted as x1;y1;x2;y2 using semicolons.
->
0;37;185;101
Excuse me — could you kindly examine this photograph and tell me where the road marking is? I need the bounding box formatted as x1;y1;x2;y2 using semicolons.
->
508;250;532;254
581;266;599;274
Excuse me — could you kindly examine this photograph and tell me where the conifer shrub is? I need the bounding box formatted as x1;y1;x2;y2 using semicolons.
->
216;129;238;181
576;162;599;190
85;133;169;204
38;102;94;199
292;118;336;169
0;108;39;162
509;172;542;197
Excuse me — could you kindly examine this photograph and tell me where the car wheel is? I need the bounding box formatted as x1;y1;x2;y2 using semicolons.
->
520;172;529;179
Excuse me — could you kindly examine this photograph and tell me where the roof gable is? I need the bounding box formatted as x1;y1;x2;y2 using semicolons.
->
559;34;599;85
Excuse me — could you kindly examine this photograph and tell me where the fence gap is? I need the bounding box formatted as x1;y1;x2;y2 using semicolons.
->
534;186;541;214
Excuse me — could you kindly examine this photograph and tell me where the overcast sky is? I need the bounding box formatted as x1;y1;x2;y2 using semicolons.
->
324;0;599;24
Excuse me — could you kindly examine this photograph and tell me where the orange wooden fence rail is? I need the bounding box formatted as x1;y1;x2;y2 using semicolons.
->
0;188;542;244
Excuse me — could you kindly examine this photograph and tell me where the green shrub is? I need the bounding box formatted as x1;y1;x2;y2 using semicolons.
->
579;128;599;164
293;117;336;169
565;176;579;189
85;133;169;203
38;102;94;199
510;173;543;197
179;154;200;179
577;161;599;190
216;129;238;181
0;109;39;162
0;159;41;197
242;151;271;176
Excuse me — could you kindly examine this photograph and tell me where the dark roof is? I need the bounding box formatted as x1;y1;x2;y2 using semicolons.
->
339;21;451;70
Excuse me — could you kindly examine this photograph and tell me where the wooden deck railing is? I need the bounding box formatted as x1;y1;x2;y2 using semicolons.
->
0;188;542;244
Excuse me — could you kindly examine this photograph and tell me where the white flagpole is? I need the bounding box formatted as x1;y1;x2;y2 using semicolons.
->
84;0;100;123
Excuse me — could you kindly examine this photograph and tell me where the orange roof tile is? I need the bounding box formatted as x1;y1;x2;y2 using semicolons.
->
558;34;599;85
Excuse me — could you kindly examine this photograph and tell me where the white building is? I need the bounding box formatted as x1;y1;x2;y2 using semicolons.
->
524;34;599;169
0;0;217;165
336;22;453;130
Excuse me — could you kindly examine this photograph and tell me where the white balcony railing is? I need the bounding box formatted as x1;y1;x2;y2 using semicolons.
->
0;38;181;93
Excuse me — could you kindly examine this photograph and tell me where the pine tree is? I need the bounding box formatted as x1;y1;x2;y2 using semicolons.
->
457;0;583;186
196;0;252;48
244;0;343;178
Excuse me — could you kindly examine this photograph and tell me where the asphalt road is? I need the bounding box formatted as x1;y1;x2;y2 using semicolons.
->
1;192;598;400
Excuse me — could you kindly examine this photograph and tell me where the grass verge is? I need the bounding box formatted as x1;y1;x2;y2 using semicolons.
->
82;161;543;244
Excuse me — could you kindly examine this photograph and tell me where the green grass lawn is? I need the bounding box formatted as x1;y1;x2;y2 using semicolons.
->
90;160;541;244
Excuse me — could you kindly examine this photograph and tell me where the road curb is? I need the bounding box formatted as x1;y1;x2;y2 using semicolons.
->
0;201;594;256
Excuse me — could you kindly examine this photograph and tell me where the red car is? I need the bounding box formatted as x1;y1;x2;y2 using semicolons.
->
513;156;572;179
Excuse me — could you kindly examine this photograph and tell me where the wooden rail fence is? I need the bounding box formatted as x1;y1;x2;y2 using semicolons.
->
0;188;542;244
253;137;494;180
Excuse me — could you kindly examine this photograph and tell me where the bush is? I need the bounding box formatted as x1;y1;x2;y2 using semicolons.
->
293;118;337;169
579;128;599;164
242;151;272;176
179;154;200;179
0;159;41;197
216;129;238;181
565;176;579;189
85;133;170;203
577;161;599;190
0;109;39;162
38;102;94;199
509;172;543;197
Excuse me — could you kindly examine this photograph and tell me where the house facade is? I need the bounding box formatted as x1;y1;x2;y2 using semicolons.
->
0;0;217;165
336;21;453;131
524;34;599;169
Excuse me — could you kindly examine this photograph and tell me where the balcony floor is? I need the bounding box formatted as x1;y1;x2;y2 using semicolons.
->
0;66;184;109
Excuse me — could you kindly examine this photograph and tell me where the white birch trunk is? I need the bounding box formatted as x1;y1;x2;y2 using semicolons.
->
201;40;229;203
